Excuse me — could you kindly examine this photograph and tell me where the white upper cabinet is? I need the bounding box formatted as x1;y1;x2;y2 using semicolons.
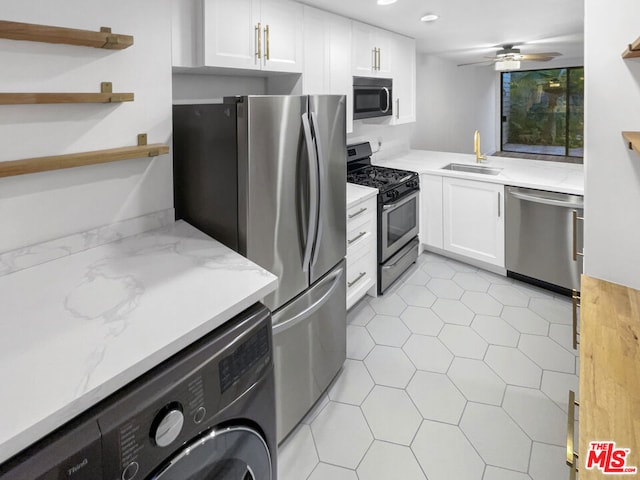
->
200;0;303;73
260;0;304;72
392;34;416;125
351;21;392;77
442;177;505;268
302;6;353;132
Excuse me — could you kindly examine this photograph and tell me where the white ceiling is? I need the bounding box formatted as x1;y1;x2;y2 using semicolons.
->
299;0;585;66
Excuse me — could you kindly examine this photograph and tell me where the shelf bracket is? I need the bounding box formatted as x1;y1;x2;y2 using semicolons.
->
137;133;148;147
100;82;113;94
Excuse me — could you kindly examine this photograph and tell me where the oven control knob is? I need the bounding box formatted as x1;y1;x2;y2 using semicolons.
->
151;403;184;448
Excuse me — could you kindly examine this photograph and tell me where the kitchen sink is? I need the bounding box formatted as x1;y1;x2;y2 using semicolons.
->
441;163;503;175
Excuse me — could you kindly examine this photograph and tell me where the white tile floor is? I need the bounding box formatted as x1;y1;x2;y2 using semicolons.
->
278;252;579;480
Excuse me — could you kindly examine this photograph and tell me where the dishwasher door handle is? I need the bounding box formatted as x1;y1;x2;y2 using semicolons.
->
509;190;584;209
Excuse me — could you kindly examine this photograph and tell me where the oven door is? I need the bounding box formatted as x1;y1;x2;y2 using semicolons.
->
380;191;419;262
353;85;392;120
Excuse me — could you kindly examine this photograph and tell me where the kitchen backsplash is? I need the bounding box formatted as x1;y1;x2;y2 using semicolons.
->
348;121;414;161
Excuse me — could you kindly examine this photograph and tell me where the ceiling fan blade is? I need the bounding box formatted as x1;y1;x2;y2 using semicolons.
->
523;52;562;59
457;60;493;67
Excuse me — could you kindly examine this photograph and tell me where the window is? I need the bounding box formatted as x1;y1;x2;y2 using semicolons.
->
501;67;584;158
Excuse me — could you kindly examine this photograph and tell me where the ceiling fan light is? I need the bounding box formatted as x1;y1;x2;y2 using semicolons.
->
420;13;439;22
495;59;521;71
377;0;398;5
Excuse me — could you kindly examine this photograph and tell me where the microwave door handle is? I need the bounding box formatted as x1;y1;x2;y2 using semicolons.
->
309;112;324;267
301;113;319;272
381;87;391;113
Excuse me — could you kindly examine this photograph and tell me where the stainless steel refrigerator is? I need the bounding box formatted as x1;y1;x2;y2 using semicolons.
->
173;95;347;443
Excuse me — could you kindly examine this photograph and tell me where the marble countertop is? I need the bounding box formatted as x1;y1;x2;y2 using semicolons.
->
0;220;278;464
374;150;584;195
347;183;378;207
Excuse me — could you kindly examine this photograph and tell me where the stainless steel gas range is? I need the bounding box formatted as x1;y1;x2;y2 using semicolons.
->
347;142;420;294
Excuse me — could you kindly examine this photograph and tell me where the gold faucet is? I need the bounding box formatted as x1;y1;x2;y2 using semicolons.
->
474;130;486;163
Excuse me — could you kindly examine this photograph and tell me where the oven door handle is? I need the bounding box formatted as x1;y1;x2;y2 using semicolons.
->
382;191;418;211
381;87;391;113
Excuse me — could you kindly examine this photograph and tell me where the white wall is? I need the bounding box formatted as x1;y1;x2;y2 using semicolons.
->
0;1;173;253
411;54;497;155
173;73;267;102
348;121;414;161
584;0;640;289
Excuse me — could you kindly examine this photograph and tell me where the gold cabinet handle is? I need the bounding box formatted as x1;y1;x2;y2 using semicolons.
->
265;24;270;60
255;22;261;59
348;231;367;245
377;47;381;70
566;390;580;475
348;272;366;288
372;47;376;70
572;290;581;350
348;207;367;219
396;98;400;119
572;210;584;261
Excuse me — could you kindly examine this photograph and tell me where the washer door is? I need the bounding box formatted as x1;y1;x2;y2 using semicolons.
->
149;426;271;480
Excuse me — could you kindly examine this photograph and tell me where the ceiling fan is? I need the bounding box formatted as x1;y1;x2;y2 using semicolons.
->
458;45;562;69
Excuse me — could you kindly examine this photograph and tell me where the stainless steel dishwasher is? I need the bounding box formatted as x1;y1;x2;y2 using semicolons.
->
506;186;584;292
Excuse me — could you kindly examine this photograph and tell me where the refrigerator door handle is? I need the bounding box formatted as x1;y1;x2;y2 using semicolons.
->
309;111;324;268
272;266;344;334
301;113;319;272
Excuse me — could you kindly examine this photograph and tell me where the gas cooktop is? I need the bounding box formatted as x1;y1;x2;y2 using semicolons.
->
347;165;416;189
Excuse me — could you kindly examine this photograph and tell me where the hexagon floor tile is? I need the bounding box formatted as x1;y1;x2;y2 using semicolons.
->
400;306;444;336
403;335;453;373
278;424;318;480
310;402;373;469
432;298;475;325
364;345;416;388
308;463;358;480
460;402;532;473
327;359;374;405
366;314;411;347
358;441;427;480
407;371;467;424
448;357;506;406
439;324;489;359
501;306;550;335
361;386;422;445
472;315;520;347
518;334;576;373
346;325;375;360
412;420;485;480
502;386;568;446
280;252;579;480
462;291;504;316
485;345;542;388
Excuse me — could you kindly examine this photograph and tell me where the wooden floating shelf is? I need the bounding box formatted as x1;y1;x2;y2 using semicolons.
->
0;135;169;178
622;131;640;154
0;82;133;105
622;36;640;58
0;20;133;50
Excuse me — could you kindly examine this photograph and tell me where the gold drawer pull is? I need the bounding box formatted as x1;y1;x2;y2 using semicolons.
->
572;210;584;261
566;390;580;476
348;207;367;219
348;272;366;288
572;290;581;350
348;231;367;245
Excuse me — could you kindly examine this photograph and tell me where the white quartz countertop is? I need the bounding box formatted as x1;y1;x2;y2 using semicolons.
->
0;221;278;464
347;183;378;207
374;150;584;195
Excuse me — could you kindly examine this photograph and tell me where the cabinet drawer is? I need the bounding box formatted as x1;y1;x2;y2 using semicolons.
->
347;217;375;253
346;249;376;309
347;201;375;225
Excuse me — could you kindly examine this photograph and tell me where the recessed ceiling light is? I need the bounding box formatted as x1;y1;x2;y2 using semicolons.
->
420;13;439;22
377;0;398;5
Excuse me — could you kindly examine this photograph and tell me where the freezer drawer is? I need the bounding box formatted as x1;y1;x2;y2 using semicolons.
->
506;187;584;292
272;260;346;444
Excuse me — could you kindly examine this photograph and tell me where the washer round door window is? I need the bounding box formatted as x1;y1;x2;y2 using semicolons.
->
149;426;271;480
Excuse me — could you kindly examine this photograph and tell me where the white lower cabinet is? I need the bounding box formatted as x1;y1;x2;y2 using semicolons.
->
346;196;377;309
420;174;443;249
442;177;505;267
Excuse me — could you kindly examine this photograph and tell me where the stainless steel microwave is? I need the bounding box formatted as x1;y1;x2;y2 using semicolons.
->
353;77;393;120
